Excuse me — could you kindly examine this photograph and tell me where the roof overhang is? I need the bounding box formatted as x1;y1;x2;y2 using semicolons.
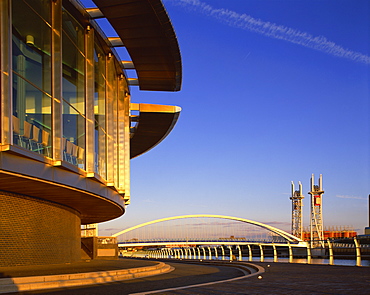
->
0;169;124;224
130;103;181;158
0;147;125;224
92;0;182;91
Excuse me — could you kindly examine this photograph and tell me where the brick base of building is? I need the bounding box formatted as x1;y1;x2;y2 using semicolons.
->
0;190;81;267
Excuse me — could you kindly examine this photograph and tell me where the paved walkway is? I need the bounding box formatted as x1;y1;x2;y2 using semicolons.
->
153;262;370;295
1;259;369;294
0;259;156;278
0;259;172;294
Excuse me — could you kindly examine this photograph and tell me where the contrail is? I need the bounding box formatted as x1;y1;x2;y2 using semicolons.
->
336;195;367;200
165;0;370;65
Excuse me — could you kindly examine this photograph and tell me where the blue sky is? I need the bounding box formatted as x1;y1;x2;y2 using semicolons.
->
84;0;370;235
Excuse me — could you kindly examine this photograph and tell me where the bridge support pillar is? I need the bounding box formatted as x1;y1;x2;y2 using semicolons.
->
197;247;201;259
354;237;362;267
259;245;264;262
288;242;293;263
273;244;278;262
327;239;334;265
247;245;252;261
306;242;311;264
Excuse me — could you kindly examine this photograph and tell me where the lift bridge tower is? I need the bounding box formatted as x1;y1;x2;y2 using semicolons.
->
290;181;304;239
309;174;324;248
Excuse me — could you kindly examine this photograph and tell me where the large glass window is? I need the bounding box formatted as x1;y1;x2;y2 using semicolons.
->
62;8;85;168
106;59;119;186
12;0;52;157
94;41;106;179
9;0;127;189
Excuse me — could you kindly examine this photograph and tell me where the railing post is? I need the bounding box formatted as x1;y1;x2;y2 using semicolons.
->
248;244;252;261
273;244;278;262
259;244;264;262
327;239;334;265
354;237;362;267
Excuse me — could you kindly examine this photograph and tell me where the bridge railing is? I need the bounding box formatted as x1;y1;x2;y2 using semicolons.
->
120;237;366;266
118;238;292;244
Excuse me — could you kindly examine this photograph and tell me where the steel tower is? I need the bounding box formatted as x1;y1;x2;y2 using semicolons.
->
309;174;324;248
290;181;304;239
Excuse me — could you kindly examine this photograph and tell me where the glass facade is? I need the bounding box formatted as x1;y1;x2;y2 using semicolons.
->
5;0;130;198
62;8;86;168
94;41;106;178
12;0;52;156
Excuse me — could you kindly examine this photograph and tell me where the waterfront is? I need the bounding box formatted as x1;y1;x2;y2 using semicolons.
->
125;252;370;267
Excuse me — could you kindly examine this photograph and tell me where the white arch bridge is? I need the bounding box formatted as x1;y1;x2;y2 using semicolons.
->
112;214;314;262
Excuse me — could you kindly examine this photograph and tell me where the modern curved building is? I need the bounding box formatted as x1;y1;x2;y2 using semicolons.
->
0;0;181;266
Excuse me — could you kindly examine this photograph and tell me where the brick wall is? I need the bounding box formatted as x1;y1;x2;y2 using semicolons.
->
0;190;81;266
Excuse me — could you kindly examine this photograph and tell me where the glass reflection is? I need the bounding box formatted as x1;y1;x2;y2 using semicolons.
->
94;41;106;178
12;0;52;157
62;8;85;168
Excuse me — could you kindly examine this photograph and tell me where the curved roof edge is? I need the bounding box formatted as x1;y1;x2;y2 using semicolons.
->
92;0;182;92
130;103;181;159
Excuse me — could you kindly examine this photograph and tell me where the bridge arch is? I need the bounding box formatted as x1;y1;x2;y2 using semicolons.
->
111;214;303;243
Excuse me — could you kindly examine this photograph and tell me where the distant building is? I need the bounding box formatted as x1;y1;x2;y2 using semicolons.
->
302;227;357;241
0;0;181;267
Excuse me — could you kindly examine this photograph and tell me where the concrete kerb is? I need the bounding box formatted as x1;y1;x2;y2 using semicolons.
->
0;262;174;294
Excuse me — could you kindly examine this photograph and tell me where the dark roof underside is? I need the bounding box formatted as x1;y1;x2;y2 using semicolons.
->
92;0;182;91
130;110;180;158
